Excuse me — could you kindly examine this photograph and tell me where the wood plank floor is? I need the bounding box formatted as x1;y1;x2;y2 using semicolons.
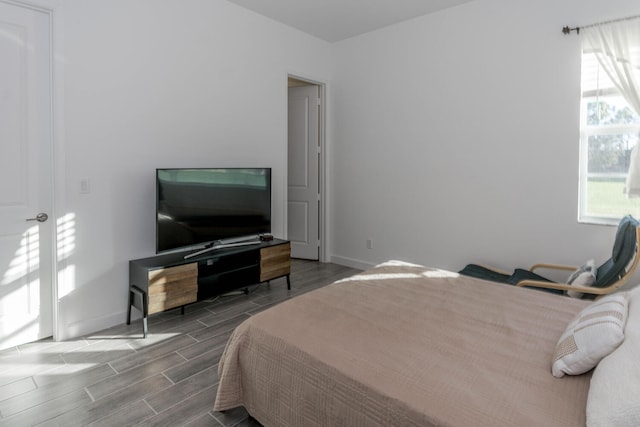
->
0;260;360;426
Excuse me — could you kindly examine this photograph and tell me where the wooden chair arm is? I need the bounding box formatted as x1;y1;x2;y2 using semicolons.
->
515;280;609;295
529;263;578;273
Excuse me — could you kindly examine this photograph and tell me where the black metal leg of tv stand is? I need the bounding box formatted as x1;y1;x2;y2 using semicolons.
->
127;285;148;338
266;274;290;290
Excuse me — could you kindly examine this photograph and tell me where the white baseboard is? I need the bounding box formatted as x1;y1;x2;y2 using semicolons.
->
329;255;376;271
57;310;126;341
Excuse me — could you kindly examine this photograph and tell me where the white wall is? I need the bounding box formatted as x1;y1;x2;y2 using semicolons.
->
53;0;640;340
329;0;640;273
55;0;331;339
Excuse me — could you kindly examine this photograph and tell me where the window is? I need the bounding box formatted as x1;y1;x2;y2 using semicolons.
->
579;51;640;224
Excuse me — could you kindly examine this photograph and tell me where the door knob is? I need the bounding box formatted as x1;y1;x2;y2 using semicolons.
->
26;213;48;222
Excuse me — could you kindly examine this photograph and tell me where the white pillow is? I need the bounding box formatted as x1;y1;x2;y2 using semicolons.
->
587;286;640;426
566;259;597;298
551;292;628;378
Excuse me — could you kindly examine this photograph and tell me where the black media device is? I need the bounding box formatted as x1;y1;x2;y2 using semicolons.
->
156;168;271;254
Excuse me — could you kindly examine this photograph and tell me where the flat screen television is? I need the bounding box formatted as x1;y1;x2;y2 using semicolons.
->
156;168;271;254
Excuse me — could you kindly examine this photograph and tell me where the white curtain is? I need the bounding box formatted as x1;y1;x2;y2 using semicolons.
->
583;19;640;197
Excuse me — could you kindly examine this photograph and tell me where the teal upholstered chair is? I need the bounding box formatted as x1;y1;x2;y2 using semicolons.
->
459;215;640;298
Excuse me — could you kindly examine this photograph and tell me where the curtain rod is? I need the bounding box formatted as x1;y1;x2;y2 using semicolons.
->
563;14;640;35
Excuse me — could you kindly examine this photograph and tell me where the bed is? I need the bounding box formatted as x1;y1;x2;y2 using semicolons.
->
213;261;640;426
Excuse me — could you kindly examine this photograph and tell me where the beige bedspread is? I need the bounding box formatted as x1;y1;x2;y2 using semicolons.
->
214;261;592;426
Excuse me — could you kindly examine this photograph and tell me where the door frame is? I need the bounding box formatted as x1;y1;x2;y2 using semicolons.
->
286;74;327;262
4;0;62;342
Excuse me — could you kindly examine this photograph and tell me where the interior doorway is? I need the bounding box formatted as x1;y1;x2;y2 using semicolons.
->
287;76;325;261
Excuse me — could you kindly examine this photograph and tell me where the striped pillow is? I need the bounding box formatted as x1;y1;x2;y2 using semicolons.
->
551;292;628;378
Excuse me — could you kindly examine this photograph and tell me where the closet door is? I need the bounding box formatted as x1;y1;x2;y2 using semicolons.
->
0;1;54;350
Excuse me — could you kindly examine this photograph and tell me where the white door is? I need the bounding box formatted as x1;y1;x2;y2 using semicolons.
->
288;85;320;260
0;1;54;350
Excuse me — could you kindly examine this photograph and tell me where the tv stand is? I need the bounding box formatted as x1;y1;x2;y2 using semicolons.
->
127;239;291;337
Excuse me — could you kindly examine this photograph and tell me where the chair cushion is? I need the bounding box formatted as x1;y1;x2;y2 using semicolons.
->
458;264;511;283
460;266;565;294
596;215;639;288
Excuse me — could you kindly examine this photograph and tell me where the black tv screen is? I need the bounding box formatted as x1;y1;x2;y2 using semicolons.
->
156;168;271;253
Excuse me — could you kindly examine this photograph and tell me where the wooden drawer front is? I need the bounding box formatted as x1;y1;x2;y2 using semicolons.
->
260;243;291;282
148;263;197;314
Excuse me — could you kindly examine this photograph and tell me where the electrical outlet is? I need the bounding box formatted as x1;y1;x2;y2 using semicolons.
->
80;178;90;194
366;239;373;250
